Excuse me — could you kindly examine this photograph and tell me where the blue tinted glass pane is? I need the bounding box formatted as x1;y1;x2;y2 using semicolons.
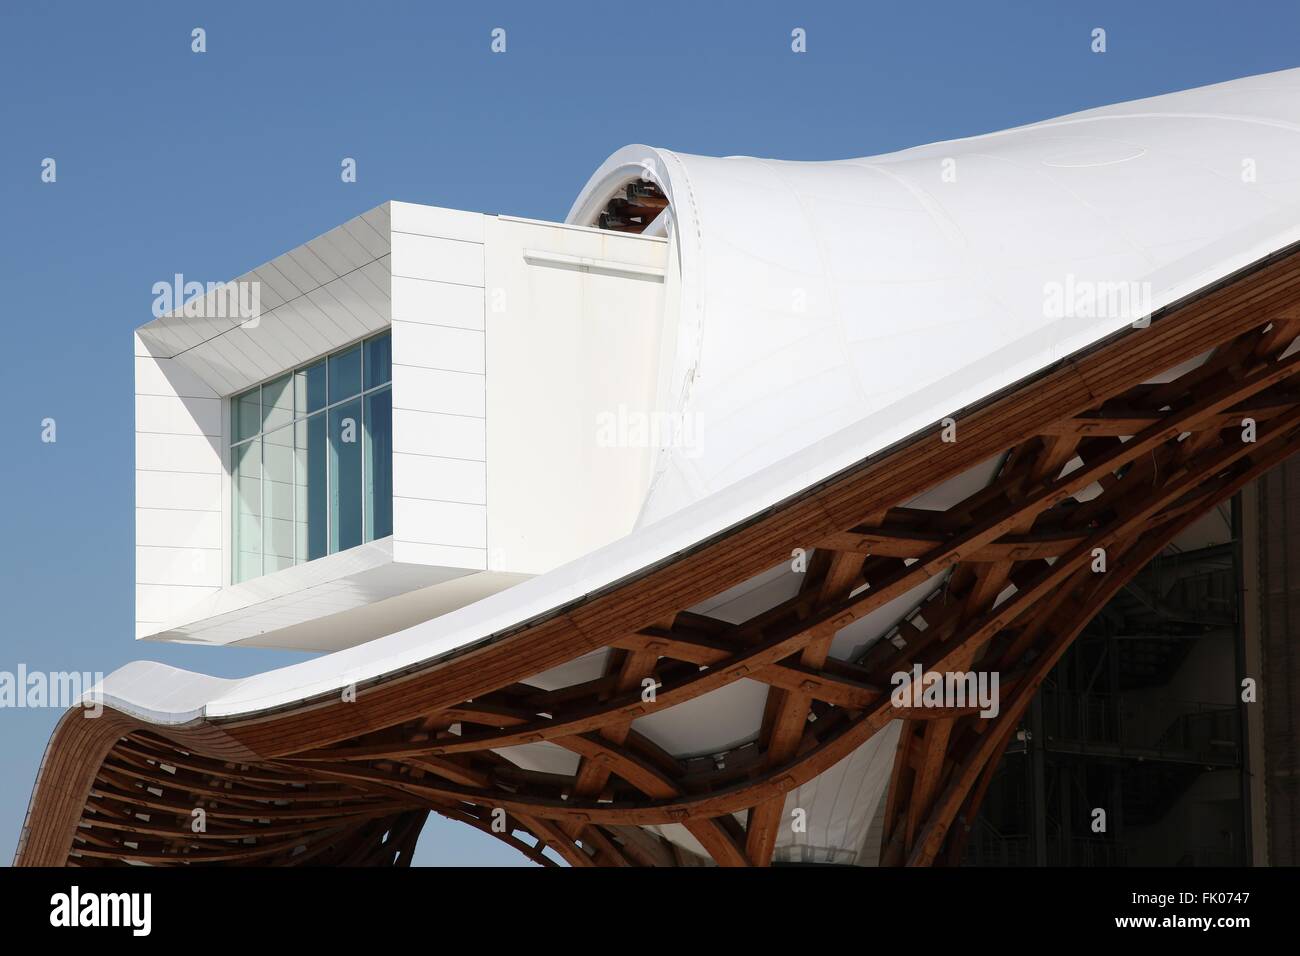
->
234;389;260;442
328;346;362;404
296;414;329;562
328;399;362;553
262;425;295;573
262;374;293;432
231;438;261;583
364;388;392;541
364;333;391;389
295;361;327;415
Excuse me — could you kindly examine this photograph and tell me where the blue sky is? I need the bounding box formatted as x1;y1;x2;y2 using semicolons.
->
1;0;1296;866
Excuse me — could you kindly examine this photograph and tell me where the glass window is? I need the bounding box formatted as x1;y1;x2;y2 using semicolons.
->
233;388;260;443
262;374;293;432
365;387;393;541
329;399;363;553
295;361;326;416
296;414;329;562
229;333;391;583
231;438;262;583
262;424;295;573
328;345;362;405
364;333;392;389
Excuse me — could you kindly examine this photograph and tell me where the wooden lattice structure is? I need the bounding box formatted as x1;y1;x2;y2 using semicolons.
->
15;245;1300;867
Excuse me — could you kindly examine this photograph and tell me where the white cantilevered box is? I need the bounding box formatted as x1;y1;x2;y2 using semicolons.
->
134;201;674;651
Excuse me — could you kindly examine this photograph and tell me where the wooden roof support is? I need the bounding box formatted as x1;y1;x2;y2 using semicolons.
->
15;249;1300;867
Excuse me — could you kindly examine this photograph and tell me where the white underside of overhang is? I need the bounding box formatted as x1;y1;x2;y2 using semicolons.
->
138;537;531;653
136;205;394;396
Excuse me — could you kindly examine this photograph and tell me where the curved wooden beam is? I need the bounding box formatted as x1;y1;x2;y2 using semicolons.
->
15;247;1300;867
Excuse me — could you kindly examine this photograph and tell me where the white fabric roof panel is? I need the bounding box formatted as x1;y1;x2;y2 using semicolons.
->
568;67;1300;526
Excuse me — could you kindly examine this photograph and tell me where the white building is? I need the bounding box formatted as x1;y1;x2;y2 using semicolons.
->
135;205;671;651
18;67;1300;867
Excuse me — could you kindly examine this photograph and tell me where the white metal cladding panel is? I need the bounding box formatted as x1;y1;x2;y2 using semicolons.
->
391;276;484;330
482;216;668;576
136;508;222;549
134;354;215;400
392;497;488;549
135;394;222;437
391;407;485;461
136;204;394;396
135;471;222;512
136;547;222;587
393;453;486;505
181;326;279;389
159;344;238;396
392;365;485;418
392;323;485;374
173;259;393;395
390;201;485;244
135;333;225;635
266;296;349;358
387;208;487;570
135;584;220;632
390;539;487;571
391;233;484;286
303;282;376;340
134;433;221;474
141;307;220;356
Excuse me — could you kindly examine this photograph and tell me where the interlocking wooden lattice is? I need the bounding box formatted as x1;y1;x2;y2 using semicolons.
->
15;246;1300;867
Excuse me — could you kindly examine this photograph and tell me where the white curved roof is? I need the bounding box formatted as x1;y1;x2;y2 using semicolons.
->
77;67;1300;862
569;66;1300;526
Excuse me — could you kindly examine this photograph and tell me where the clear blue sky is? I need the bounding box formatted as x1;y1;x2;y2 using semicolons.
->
1;0;1296;866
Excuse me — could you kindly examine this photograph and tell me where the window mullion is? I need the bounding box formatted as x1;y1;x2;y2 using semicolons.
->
259;415;265;579
230;331;388;579
362;391;369;544
261;382;269;574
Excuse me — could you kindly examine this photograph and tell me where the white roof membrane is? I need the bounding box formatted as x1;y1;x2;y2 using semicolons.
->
569;67;1300;526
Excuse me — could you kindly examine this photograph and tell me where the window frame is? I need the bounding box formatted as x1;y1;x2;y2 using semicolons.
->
228;331;393;583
